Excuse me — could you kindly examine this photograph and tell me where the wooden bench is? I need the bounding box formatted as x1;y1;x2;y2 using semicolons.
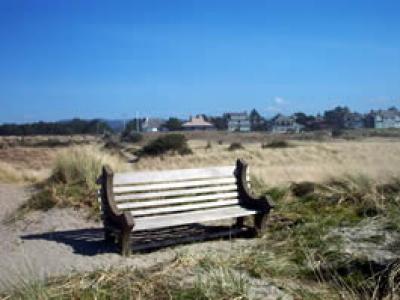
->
97;159;274;256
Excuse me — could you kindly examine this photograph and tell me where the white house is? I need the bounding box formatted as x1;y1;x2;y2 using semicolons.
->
141;118;165;132
226;112;251;132
270;114;303;133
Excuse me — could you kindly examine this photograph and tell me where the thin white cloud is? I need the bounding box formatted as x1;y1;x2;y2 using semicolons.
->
274;97;285;105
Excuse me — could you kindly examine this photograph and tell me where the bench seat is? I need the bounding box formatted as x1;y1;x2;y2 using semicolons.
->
133;206;258;231
97;159;273;256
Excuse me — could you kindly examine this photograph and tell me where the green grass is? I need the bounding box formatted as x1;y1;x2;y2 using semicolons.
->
2;264;250;300
3;174;399;299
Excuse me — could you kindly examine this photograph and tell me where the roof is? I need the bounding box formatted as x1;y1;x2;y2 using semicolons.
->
271;114;295;124
370;109;400;119
182;116;214;127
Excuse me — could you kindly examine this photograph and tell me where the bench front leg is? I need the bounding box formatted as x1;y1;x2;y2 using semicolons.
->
120;229;132;256
234;216;244;228
253;212;269;237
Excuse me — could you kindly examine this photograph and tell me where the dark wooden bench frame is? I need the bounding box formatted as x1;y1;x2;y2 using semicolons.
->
97;159;273;256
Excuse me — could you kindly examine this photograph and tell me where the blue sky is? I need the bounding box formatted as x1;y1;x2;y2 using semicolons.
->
0;0;399;123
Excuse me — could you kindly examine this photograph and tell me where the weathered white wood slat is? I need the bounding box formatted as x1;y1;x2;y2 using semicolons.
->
134;206;257;231
113;177;236;194
114;185;237;202
128;199;239;216
115;192;238;210
113;166;235;185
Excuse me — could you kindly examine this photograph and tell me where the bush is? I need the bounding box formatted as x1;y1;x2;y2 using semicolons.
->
228;142;243;151
140;134;192;156
262;140;291;148
331;128;344;138
121;131;143;143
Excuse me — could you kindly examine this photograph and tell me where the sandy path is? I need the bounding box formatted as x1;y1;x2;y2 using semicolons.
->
0;184;265;293
0;184;188;290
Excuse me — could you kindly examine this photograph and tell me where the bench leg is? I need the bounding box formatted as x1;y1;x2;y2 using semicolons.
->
120;230;131;257
104;228;115;244
253;212;268;237
234;217;244;228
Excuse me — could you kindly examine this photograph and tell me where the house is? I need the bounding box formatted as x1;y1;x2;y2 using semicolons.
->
270;114;303;133
227;112;251;132
182;115;215;131
366;108;400;129
141;118;165;132
343;112;365;129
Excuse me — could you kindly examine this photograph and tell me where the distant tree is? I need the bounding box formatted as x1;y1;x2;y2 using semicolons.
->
208;115;228;130
323;106;351;129
163;118;183;131
0;119;112;136
293;112;316;130
121;118;143;138
249;109;265;131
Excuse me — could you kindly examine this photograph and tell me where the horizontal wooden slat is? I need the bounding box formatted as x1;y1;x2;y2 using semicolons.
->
113;177;236;194
128;199;239;216
116;192;238;210
134;206;257;231
114;185;237;202
113;166;235;185
132;228;245;251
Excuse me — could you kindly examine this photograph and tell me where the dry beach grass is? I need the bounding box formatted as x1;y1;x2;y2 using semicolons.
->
0;133;400;299
1;134;400;186
134;138;400;186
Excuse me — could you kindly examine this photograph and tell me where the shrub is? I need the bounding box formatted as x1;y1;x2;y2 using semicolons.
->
140;134;192;156
228;142;243;151
121;131;143;143
291;182;316;197
261;140;291;148
331;128;344;138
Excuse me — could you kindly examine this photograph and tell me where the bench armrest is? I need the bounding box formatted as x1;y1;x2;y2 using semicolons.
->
98;166;134;231
235;159;274;212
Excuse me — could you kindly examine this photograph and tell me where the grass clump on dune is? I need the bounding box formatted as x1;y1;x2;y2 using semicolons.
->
240;175;400;298
261;139;291;149
16;146;126;218
140;134;193;156
2;260;250;300
227;142;244;151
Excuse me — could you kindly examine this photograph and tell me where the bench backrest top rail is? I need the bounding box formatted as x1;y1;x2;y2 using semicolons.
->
113;166;235;185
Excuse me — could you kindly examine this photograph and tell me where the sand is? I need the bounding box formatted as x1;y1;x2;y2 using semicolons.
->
0;184;261;293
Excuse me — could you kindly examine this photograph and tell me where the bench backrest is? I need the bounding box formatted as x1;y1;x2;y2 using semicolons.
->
110;166;242;217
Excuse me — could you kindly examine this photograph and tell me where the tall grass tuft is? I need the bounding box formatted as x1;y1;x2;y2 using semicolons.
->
13;146;127;219
51;145;125;190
